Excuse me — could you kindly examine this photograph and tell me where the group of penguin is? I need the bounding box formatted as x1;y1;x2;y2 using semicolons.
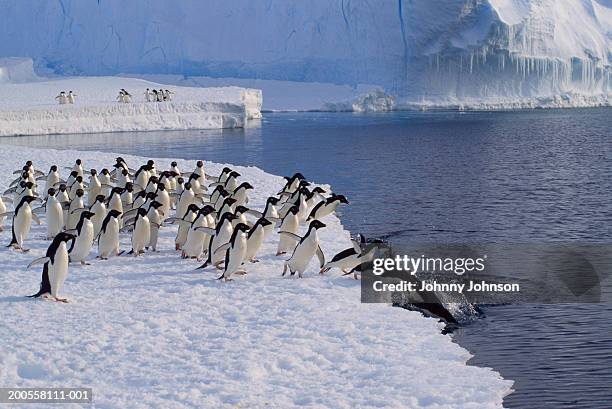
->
55;88;174;105
0;158;377;303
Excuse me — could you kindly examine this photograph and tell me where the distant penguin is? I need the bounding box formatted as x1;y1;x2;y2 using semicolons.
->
28;231;76;303
67;91;76;104
56;184;70;224
72;159;84;178
244;217;274;263
45;188;64;239
216;223;251;281
282;220;327;278
68;211;95;265
307;194;349;221
144;88;153;102
41;165;60;198
68;175;85;201
99;169;113;197
87;169;101;206
164;89;174;101
0;195;7;231
55;91;67;105
107;187;124;227
129;208;150;256
97;209;122;260
155;183;171;220
157;89;164;102
276;205;300;256
89;194;107;237
146;201;164;252
6;195;39;251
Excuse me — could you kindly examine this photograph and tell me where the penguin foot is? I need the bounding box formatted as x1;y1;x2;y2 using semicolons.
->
276;251;286;256
81;261;91;265
250;258;260;263
54;297;69;303
235;270;247;276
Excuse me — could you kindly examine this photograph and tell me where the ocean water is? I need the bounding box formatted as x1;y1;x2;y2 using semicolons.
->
4;109;612;408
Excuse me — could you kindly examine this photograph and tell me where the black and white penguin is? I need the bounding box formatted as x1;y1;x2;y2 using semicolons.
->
276;205;300;256
66;188;85;230
144;88;153;102
87;169;101;206
129;208;150;256
244;217;274;263
215;223;251;281
67;210;95;265
41;165;61;198
281;220;327;278
97;209;122;260
67;91;77;104
171;203;200;251
181;205;215;260
44;188;64;239
89;194;107;238
5;195;39;251
307;194;350;221
278;172;307;197
55;91;67;105
320;235;377;279
231;182;254;207
146;200;164;252
196;212;238;270
28;231;76;302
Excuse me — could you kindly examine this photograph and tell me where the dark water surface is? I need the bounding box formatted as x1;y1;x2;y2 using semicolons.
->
4;109;612;408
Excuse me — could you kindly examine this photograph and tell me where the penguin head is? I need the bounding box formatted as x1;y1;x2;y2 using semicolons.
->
293;172;306;180
111;186;123;196
25;160;33;167
69;170;78;178
59;184;67;192
101;168;110;175
90;169;97;176
136;191;147;199
187;204;200;214
149;176;159;184
50;165;58;172
238;182;254;190
76;189;85;197
146;192;156;200
19;181;26;188
157;183;166;191
221;167;232;174
334;194;350;204
200;205;215;216
96;194;106;203
312;187;326;195
196;160;204;168
220;212;238;223
23;195;38;204
299;180;311;188
309;220;326;230
75;159;82;165
57;231;76;242
184;182;192;190
76;176;83;183
150;201;163;209
81;210;96;220
124;183;134;192
223;197;237;207
229;171;241;179
234;223;250;233
235;205;249;215
267;196;280;205
25;181;34;189
108;209;122;219
259;217;273;227
177;177;184;185
122;169;129;176
47;187;56;196
22;165;29;172
288;205;300;215
137;208;148;217
147;160;155;167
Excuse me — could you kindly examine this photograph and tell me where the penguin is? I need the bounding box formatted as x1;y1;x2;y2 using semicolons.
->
116;167;131;188
66;188;85;230
307;194;350;221
305;187;327;213
87;169;101;206
320;235;377;279
44;188;64;239
5;195;39;251
70;159;84;178
134;163;151;191
157;89;164;102
231;182;253;207
67;211;95;265
152;89;159;102
207;167;232;184
144;88;153;102
222;171;240;192
281;220;327;278
97;209;122;260
28;231;76;303
169;162;181;189
278;186;308;220
67;91;76;104
56;184;70;224
232;205;250;228
107;187;124;227
154;183;171;222
15;181;37;204
245;196;280;221
68;175;85;201
99;169;113;197
278;172;307;196
172;203;199;251
146;200;164;252
192;160;206;179
181;205;215;260
40;165;61;199
187;173;204;195
276;205;300;256
196;212;238;270
164;89;174;101
215;223;251;281
55;91;67;104
120;182;134;208
176;182;195;221
129;208;150;256
89;194;107;238
244;217;274;263
216;197;237;219
144;175;158;194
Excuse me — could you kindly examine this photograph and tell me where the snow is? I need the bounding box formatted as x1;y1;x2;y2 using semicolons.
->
0;145;513;408
0;72;262;137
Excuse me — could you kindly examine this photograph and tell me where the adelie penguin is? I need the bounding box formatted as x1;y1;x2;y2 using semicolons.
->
128;208;150;256
215;223;251;281
196;212;238;270
67;210;96;265
281;220;327;278
97;209;122;260
28;231;76;303
244;217;274;263
276;205;300;256
4;195;40;252
321;234;377;279
37;187;64;239
307;194;350;221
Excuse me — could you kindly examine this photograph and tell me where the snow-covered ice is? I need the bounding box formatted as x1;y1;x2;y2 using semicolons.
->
0;145;512;408
0;63;262;137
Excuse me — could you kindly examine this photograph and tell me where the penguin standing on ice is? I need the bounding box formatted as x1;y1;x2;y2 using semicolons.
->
145;200;164;252
99;169;113;197
87;169;101;206
67;91;77;104
0;195;9;231
181;205;215;259
197;212;238;270
243;217;274;263
172;203;200;251
66;188;85;230
97;209;122;260
5;195;39;252
281;220;327;278
128;208;150;256
215;223;251;281
42;188;64;239
276;205;300;256
231;182;254;207
67;211;95;265
89;194;107;238
40;165;60;198
55;91;67;104
144;88;153;102
28;231;76;303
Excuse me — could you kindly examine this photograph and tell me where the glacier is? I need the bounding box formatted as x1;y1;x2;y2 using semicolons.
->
0;0;610;108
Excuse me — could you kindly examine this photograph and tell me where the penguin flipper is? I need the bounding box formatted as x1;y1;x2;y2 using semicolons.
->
245;209;262;218
27;257;50;269
213;242;231;257
278;231;302;243
316;244;326;269
0;211;14;218
1;196;13;203
63;229;78;235
194;227;216;235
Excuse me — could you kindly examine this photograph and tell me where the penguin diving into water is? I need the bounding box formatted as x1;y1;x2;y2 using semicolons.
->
320;234;378;279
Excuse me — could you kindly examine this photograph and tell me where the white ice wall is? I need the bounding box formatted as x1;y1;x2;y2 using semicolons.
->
0;0;610;103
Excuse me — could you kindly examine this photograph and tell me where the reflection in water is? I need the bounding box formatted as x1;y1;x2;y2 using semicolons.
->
3;109;612;408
